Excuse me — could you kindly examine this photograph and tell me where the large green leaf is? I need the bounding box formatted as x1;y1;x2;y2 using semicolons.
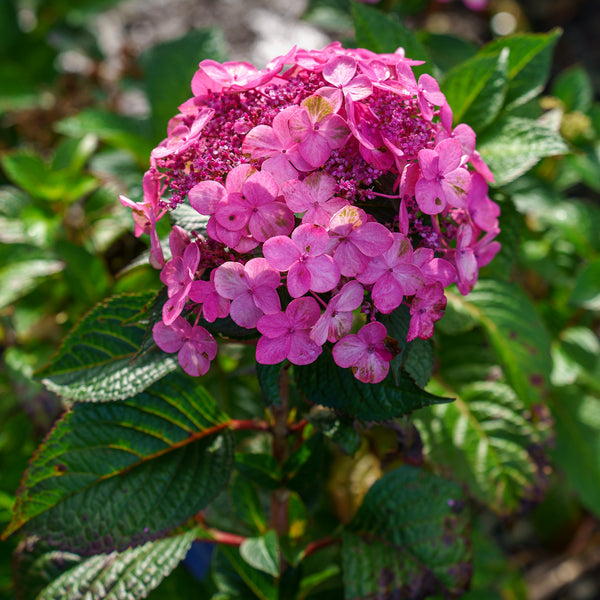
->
293;350;448;421
415;381;551;514
38;292;178;402
569;257;600;311
551;65;594;113
3;372;233;553
479;30;561;109
351;2;428;64
14;530;196;600
441;47;509;132
240;531;280;577
477;115;569;186
342;466;471;599
447;280;552;407
549;390;600;518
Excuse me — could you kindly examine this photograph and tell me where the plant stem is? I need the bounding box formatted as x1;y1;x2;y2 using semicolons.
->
270;367;291;569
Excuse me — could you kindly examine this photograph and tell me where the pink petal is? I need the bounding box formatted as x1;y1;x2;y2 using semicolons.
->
442;168;471;208
253;286;281;315
332;334;366;368
335;280;365;311
230;294;264;328
354;355;389;384
287;297;321;330
213;262;248;299
257;312;290;338
344;75;373;101
372;273;404;313
162;291;190;326
189;180;226;215
320;114;351;149
153;318;188;353
263;236;301;271
358;321;387;345
215;198;250;231
298;133;331;169
417;149;440;180
242;125;282;158
225;163;254;193
333;239;370;277
256;334;290;365
287;332;322;365
248;202;295;242
415;178;446;214
323;55;357;87
287;262;312;298
188;326;218;360
243;171;278;206
178;341;211;376
349;222;394;256
246;257;280;288
437;138;463;174
306;255;340;293
291;223;329;256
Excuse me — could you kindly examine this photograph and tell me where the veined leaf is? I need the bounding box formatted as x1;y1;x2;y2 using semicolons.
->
37;529;197;600
38;292;178;402
447;280;552;407
480;29;561;109
342;466;471;599
3;372;233;553
13;530;197;600
416;380;551;514
294;350;448;422
478;115;569;186
441;47;509;132
239;531;280;577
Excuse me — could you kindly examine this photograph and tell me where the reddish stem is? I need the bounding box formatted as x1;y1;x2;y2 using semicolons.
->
230;419;270;431
303;536;339;558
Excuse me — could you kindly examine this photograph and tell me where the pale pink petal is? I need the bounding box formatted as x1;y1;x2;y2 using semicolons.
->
153;318;189;353
242;125;281;158
437;138;463;174
188;326;218;359
442;168;471;208
349;222;394;256
225;163;255;193
323;55;357;87
344;75;373;101
335;280;365;311
162;292;190;326
332;334;366;368
263;236;300;271
213;262;248;299
417;149;439;180
299;133;331;169
354;355;389;384
287;332;322;365
319;114;351;149
178;341;211;376
256;334;290;364
189;180;226;215
306;255;340;293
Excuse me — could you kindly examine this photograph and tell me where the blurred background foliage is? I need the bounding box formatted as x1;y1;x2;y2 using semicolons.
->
0;0;599;598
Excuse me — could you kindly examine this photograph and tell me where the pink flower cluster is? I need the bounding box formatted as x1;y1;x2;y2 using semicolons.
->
121;43;500;384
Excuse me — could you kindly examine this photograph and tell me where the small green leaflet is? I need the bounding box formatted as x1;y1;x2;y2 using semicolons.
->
3;372;233;554
38;292;178;402
342;466;471;599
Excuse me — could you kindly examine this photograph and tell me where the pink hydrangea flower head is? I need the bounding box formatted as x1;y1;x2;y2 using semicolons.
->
332;321;393;384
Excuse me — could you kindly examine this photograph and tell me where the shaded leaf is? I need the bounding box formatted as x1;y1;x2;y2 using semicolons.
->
3;372;233;553
552;65;594;113
480;30;561;109
230;474;268;535
256;362;285;406
447;280;552;407
441;47;509;132
415;380;551;514
342;466;471;599
235;453;281;490
308;407;361;456
294;351;448;421
569;257;600;310
38;292;178;402
478;116;569;186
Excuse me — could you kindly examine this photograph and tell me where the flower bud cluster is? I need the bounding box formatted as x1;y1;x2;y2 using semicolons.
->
121;43;500;384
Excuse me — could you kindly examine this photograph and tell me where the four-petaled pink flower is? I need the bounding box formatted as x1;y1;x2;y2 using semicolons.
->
357;234;424;314
153;317;218;377
263;223;340;298
189;270;231;323
256;297;322;365
415;138;471;214
311;280;364;346
213;258;281;328
333;321;393;384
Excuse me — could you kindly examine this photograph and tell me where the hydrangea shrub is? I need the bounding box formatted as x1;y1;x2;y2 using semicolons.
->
121;42;500;384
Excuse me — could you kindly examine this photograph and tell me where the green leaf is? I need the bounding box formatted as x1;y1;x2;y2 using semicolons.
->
294;350;448;421
51;134;98;175
441;47;509;132
230;474;268;535
282;434;325;492
235;453;281;490
342;466;471;598
549;390;600;518
477;115;569;186
552;65;594;113
551;327;600;389
0;244;63;309
140;28;227;140
240;531;280;577
256;362;285;405
56;109;153;165
447;280;552;407
569;257;600;310
3;372;233;552
352;2;428;64
416;380;551;514
36;529;197;600
302;0;353;31
479;29;561;109
308;407;362;456
214;546;278;600
12;538;82;600
38;292;179;402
